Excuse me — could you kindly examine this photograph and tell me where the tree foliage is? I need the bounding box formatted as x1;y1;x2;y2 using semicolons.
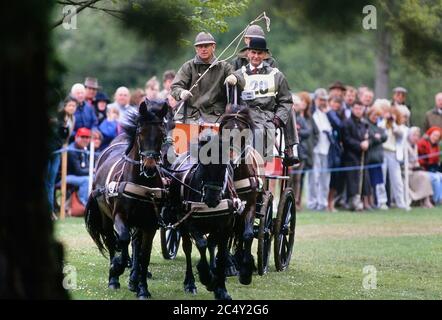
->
53;0;442;126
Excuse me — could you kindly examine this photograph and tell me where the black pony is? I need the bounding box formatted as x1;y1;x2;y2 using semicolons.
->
163;130;237;300
85;99;172;299
217;103;259;285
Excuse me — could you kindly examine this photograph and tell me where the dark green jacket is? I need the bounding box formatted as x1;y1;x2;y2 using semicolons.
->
171;55;234;122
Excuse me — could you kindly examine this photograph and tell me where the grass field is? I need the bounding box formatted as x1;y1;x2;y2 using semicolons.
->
55;208;442;300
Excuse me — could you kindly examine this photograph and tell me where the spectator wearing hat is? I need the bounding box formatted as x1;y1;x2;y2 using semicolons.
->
84;77;100;106
231;24;278;70
328;81;346;99
107;86;134;122
145;76;160;101
93;92;110;125
423;92;442;132
392;87;411;110
171;32;234;123
70;83;98;138
229;37;299;166
159;70;176;100
328;81;347;119
66;127;93;207
307;88;332;211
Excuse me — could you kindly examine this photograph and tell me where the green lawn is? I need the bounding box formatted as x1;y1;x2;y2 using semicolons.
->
55;208;442;300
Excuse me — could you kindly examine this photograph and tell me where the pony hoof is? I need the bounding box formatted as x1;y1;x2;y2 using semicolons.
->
128;280;138;292
184;284;197;295
108;282;120;290
239;273;252;285
137;290;151;300
214;288;232;300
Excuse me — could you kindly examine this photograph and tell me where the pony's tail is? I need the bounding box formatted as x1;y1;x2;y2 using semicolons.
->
84;192;107;257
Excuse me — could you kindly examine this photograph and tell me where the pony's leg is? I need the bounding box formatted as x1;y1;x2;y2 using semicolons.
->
213;232;232;300
128;228;140;292
207;234;217;272
182;233;197;294
137;229;155;299
193;232;214;291
108;213;130;289
239;201;256;285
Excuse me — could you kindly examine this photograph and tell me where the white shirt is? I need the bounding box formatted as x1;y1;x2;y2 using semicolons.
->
250;63;264;73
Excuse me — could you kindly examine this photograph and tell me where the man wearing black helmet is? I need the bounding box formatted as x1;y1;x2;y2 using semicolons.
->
225;37;299;165
231;24;278;71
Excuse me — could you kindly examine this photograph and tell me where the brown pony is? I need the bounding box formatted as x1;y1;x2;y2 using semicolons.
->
85;99;172;299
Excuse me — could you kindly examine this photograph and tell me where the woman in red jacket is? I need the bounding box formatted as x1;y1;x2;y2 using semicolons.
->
418;126;441;172
418;126;442;205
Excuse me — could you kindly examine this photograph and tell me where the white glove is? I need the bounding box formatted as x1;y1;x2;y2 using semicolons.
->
224;74;238;86
180;90;193;101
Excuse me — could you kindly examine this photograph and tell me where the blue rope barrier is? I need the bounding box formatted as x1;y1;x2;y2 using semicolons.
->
289;151;442;175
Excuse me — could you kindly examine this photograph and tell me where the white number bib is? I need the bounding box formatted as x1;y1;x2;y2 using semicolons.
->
242;66;279;99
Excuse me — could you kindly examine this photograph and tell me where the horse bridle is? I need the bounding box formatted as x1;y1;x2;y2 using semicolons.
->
220;112;253;131
201;166;229;202
135;120;167;179
220;112;254;167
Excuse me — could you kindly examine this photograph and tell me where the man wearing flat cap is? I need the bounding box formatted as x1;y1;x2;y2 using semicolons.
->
84;77;100;106
392;86;411;110
231;24;278;70
225;37;299;165
171;32;234;123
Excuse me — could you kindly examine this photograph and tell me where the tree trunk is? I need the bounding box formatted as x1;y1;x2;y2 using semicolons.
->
0;0;68;299
374;10;392;99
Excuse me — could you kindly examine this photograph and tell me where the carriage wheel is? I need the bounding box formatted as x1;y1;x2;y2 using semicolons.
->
273;187;296;272
257;191;273;276
160;227;181;260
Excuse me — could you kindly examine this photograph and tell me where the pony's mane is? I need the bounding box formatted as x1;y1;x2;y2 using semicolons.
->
119;99;169;154
119;107;139;140
220;104;255;129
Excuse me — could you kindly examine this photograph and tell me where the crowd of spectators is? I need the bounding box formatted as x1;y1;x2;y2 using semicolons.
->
45;71;177;217
291;83;442;212
45;73;442;216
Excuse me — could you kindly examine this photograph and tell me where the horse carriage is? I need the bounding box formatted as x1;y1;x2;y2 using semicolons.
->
84;92;297;300
161;89;297;276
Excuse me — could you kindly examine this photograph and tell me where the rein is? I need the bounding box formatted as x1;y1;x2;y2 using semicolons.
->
160;165;203;196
